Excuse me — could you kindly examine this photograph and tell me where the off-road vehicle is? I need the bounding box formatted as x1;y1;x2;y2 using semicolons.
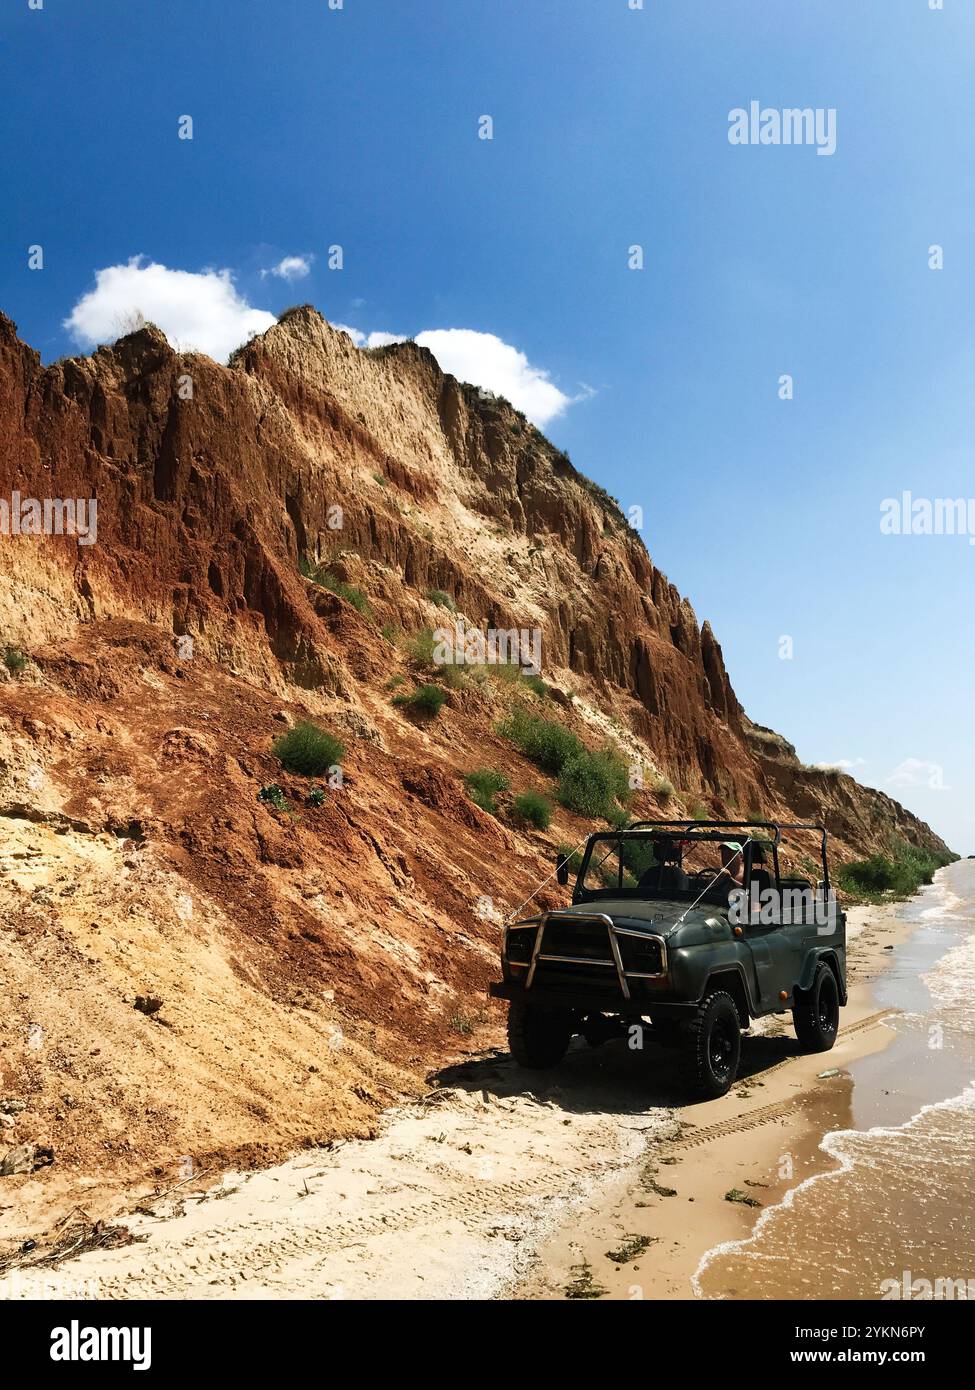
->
490;821;846;1099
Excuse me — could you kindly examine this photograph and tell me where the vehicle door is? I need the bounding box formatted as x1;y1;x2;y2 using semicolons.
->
740;848;803;1008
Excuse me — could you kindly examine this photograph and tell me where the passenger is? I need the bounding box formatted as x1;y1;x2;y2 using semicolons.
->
638;838;682;891
713;841;743;899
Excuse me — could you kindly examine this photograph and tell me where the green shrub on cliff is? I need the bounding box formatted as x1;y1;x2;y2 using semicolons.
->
394;682;447;717
273;721;345;776
3;646;26;676
405;627;437;668
464;768;509;815
497;708;583;774
257;783;288;811
556;746;630;820
650;771;674;803
425;588;457;611
315;571;369;613
299;557;369;614
498;708;629;821
513;790;553;831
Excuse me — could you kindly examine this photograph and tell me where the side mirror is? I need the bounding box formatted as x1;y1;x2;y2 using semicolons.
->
556;856;570;886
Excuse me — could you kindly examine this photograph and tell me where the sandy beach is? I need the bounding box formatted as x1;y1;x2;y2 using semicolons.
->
2;864;971;1301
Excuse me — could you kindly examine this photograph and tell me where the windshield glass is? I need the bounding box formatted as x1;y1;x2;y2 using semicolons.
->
580;831;765;902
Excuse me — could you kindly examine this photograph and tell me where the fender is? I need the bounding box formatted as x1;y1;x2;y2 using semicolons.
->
697;962;759;1021
799;948;847;1005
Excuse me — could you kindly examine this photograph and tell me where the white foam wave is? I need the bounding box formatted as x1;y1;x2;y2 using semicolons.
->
916;876;968;920
691;1082;975;1299
922;929;975;1018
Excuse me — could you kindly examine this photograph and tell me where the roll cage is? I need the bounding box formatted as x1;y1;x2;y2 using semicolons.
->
565;820;831;906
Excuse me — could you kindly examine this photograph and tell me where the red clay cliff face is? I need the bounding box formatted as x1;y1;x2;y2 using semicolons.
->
1;306;753;791
0;307;949;1228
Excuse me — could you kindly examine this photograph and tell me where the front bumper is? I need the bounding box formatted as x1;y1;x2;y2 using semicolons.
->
489;978;698;1018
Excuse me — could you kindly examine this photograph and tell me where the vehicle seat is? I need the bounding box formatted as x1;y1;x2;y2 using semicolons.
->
748;869;773;897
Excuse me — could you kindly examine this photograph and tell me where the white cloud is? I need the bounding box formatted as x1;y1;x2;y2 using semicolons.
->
332;323;575;428
262;254;313;282
367;331;409;349
64;257;276;362
332;325;404;350
813;758;866;772
414;329;571;428
887;758;949;791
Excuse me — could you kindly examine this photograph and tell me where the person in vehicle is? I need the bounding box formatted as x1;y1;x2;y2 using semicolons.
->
713;840;743;897
637;838;688;893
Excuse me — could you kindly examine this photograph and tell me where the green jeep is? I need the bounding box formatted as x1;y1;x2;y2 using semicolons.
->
490;820;846;1099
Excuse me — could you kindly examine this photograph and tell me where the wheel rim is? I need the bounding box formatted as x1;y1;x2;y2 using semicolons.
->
818;977;838;1033
709;1016;736;1077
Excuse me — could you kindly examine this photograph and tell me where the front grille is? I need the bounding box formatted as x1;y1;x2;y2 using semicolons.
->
525;916;665;985
543;921;616;960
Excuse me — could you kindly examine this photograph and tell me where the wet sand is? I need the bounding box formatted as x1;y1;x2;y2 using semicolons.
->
515;865;975;1301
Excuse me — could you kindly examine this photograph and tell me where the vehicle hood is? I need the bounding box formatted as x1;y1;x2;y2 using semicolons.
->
524;898;727;940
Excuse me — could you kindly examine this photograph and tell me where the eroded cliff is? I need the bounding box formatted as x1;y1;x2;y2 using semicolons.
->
0;307;949;1230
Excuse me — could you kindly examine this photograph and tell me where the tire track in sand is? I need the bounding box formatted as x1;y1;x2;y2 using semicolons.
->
672;1010;898;1151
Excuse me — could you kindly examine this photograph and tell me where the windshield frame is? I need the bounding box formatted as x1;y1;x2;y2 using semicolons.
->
571;821;831;916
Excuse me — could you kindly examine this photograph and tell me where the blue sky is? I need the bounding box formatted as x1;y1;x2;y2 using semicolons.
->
2;0;972;851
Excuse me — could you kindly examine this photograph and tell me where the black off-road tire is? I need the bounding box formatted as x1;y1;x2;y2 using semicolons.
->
507;1001;574;1069
793;963;840;1052
677;991;742;1099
